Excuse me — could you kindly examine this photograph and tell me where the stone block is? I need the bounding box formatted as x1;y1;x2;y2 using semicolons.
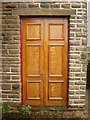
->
80;91;86;94
61;4;70;8
40;3;49;8
80;86;86;90
9;50;19;54
70;68;81;72
18;3;27;8
5;3;17;8
69;86;79;90
74;91;79;94
8;94;19;98
80;96;85;99
81;52;87;59
2;94;7;98
76;33;82;37
69;91;74;95
50;3;60;8
74;100;85;104
11;68;19;72
70;55;80;59
2;76;10;80
82;3;86;8
82;65;87;72
2;84;11;90
12;76;20;80
71;4;81;8
12;84;19;90
70;96;79;99
75;81;86;85
70;28;81;32
3;67;10;72
28;3;39;8
77;24;86;28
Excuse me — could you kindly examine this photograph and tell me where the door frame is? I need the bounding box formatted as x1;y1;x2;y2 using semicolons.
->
20;16;69;106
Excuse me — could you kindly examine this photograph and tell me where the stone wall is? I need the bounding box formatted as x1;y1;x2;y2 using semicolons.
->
1;1;87;107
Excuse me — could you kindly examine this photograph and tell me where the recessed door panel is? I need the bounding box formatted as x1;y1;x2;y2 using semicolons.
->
49;45;63;76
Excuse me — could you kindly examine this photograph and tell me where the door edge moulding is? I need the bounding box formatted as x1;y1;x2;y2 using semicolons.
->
13;9;76;16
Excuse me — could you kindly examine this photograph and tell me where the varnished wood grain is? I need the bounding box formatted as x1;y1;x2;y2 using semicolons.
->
21;17;68;106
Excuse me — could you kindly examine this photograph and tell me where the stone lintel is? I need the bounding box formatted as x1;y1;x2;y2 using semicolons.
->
13;8;76;16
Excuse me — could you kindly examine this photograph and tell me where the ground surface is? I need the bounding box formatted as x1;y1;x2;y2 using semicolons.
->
2;108;88;120
2;88;90;120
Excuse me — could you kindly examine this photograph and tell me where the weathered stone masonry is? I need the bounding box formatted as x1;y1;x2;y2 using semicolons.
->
1;0;87;107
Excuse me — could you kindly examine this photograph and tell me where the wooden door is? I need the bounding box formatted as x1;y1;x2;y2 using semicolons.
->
21;17;68;106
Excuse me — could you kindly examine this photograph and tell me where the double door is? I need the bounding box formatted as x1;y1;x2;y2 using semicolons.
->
21;17;68;106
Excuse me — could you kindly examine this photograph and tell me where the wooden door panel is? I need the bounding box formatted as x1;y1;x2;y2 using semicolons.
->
49;82;63;100
49;24;64;40
26;24;41;40
21;18;68;106
49;45;63;76
27;81;42;100
26;45;41;76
